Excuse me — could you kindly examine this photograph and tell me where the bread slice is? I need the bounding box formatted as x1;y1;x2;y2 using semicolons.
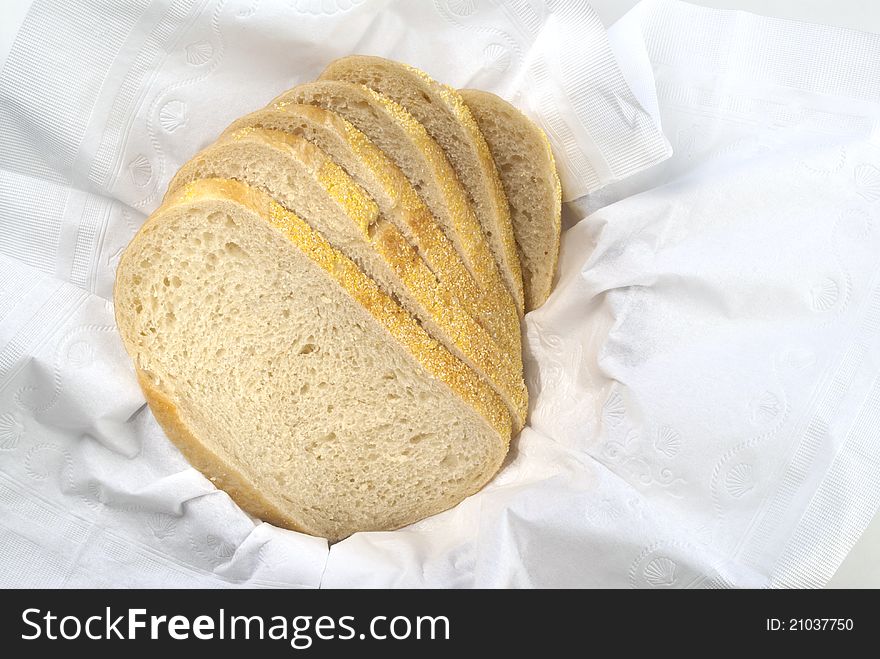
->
220;105;523;371
460;89;562;311
166;128;527;431
114;178;510;541
319;56;525;314
272;81;522;351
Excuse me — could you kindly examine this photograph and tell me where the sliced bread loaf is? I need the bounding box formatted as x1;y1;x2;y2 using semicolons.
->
114;178;510;541
166;128;527;430
460;89;562;311
319;55;524;315
220;105;523;367
272;81;522;355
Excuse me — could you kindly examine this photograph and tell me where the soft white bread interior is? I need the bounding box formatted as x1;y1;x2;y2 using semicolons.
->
113;178;511;542
319;55;525;314
460;89;562;312
166;128;527;430
273;81;522;358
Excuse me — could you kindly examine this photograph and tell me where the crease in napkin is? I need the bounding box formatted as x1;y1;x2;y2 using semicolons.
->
1;0;878;588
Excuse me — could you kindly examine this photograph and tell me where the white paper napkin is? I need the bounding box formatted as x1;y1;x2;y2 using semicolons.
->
2;0;878;588
0;0;667;588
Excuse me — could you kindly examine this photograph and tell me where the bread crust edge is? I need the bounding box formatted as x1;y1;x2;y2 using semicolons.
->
459;87;563;311
136;368;315;536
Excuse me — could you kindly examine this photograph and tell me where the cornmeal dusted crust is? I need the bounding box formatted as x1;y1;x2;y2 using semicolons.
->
163;178;513;443
221;105;518;359
460;88;562;311
319;56;525;315
166;129;527;430
274;81;522;360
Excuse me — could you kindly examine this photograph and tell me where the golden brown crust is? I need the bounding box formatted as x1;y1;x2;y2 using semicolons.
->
136;369;314;535
459;88;562;310
223;106;523;365
163;178;513;443
273;81;523;358
165;128;526;430
319;56;525;314
432;79;525;308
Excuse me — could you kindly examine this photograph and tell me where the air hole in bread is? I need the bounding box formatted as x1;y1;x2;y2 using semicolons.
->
351;99;379;121
440;453;458;469
224;241;246;257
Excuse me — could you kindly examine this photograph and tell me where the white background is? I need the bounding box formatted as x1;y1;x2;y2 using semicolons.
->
592;0;880;33
0;0;877;588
